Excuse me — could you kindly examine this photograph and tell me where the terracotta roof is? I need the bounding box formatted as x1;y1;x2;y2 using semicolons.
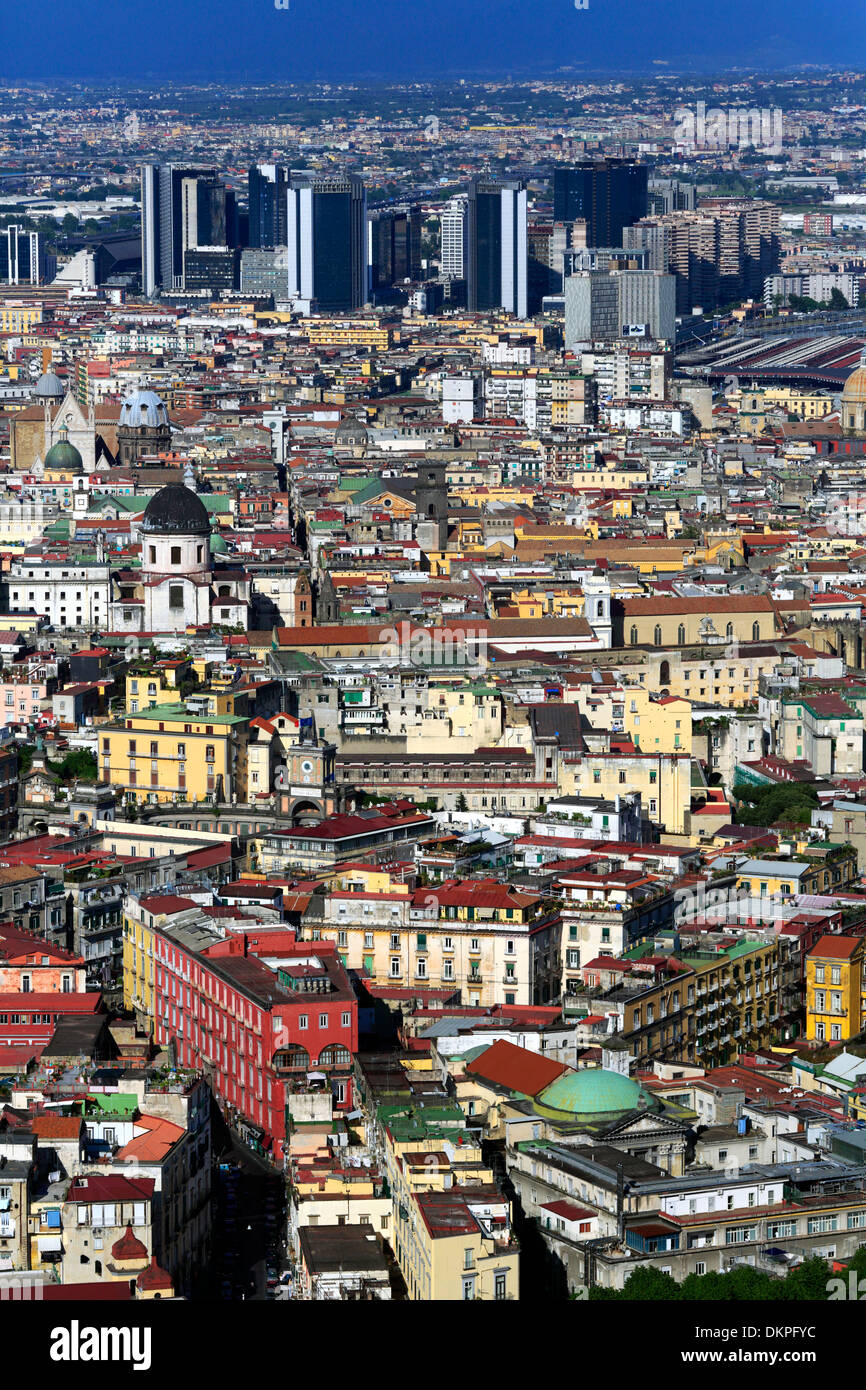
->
139;895;198;916
115;1113;184;1164
540;1200;596;1221
137;1258;173;1293
30;1115;83;1139
465;1038;567;1097
619;594;776;616
67;1175;154;1203
809;934;862;960
111;1224;148;1263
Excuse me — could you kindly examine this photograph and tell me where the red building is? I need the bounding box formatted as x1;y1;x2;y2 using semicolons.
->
0;923;100;1053
152;929;357;1156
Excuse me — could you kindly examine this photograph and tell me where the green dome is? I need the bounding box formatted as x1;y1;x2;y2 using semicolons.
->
210;532;228;554
536;1067;657;1123
44;437;84;471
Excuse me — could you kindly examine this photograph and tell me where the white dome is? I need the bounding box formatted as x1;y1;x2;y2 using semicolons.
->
33;370;65;399
120;389;170;429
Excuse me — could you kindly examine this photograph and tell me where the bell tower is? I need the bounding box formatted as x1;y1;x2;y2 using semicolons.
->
414;460;449;552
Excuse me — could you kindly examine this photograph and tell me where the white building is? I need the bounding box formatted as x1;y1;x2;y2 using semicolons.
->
442;374;483;424
440;196;468;279
4;556;110;630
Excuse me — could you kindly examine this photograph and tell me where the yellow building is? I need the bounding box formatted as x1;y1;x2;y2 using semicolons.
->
735;851;857;900
560;750;691;835
698;530;747;567
639;644;784;707
621;691;692;754
0;303;43;333
378;1099;519;1300
330;864;411;896
406;683;504;755
125;669;174;713
738;387;835;423
305;319;393;350
618;596;777;648
805;935;865;1045
122;896;158;1022
100;702;248;806
571;464;650;491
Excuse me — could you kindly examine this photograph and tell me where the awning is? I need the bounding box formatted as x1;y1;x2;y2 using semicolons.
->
37;1236;62;1254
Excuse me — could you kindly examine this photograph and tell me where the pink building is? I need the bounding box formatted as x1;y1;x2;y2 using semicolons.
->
0;676;48;726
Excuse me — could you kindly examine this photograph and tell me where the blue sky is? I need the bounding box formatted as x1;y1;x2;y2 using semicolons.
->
1;0;860;81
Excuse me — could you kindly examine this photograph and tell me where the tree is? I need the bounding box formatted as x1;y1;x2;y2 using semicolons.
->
47;748;98;783
777;1257;836;1301
455;793;468;812
732;781;818;827
829;288;849;311
616;1266;681;1300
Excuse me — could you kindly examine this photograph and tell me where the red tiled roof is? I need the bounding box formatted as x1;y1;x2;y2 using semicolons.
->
809;934;862;959
139;895;198;915
465;1038;567;1097
111;1224;148;1262
137;1258;173;1293
67;1175;154;1203
540;1200;596;1222
30;1115;83;1139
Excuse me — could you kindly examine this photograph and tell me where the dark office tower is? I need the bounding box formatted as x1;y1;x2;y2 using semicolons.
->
141;162;218;295
287;174;366;311
553;160;648;249
181;174;232;251
183;247;240;293
467;178;527;318
0;226;43;284
248;163;288;248
226;191;240;250
368;205;423;293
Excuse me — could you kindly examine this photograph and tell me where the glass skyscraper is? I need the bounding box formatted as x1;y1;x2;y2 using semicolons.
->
553;160;649;249
286;174;366;312
368;205;423;293
248;164;288;249
141;163;219;294
467;179;527;318
0;226;43;285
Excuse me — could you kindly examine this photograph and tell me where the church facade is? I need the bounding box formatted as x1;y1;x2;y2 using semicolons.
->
108;480;250;635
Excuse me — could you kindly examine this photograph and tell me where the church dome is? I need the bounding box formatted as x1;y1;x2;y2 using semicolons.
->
535;1067;658;1123
334;417;368;447
120;389;170;430
44;436;84;472
141;483;211;537
32;370;65;400
111;1224;148;1263
842;358;866;407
